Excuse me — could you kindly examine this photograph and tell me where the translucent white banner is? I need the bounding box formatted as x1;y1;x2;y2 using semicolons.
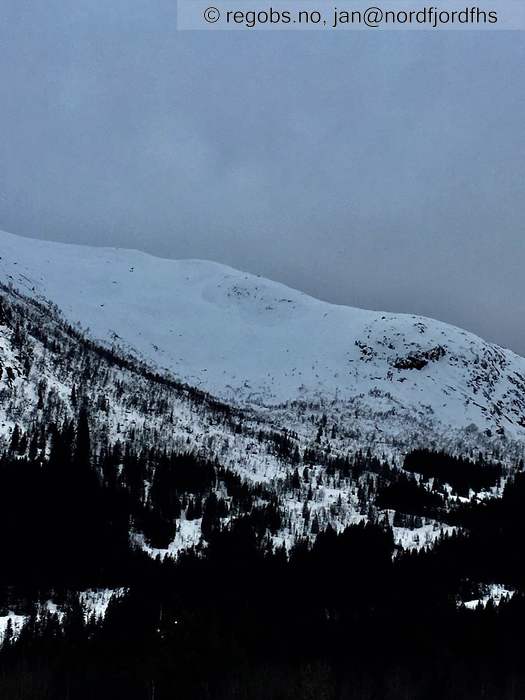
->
177;0;525;30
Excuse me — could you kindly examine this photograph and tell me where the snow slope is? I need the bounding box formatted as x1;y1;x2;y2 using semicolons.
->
0;287;447;554
1;229;525;443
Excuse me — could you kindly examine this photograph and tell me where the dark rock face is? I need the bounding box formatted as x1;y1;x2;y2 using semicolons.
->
392;345;447;371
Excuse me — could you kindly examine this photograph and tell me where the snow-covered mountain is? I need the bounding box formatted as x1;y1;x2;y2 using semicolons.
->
1;278;450;553
1;229;525;453
2;229;524;562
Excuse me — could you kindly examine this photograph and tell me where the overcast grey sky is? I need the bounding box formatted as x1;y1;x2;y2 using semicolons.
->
0;1;524;353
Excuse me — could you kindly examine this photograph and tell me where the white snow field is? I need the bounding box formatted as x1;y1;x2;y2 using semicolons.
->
1;228;525;444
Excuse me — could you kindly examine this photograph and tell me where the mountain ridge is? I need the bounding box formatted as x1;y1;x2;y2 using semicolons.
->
0;235;522;564
1;228;525;449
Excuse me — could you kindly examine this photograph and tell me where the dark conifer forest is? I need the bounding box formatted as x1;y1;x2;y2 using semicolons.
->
1;416;525;698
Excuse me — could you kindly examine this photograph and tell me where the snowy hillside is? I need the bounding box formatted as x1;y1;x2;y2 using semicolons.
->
0;233;522;568
0;283;456;554
1;229;525;451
